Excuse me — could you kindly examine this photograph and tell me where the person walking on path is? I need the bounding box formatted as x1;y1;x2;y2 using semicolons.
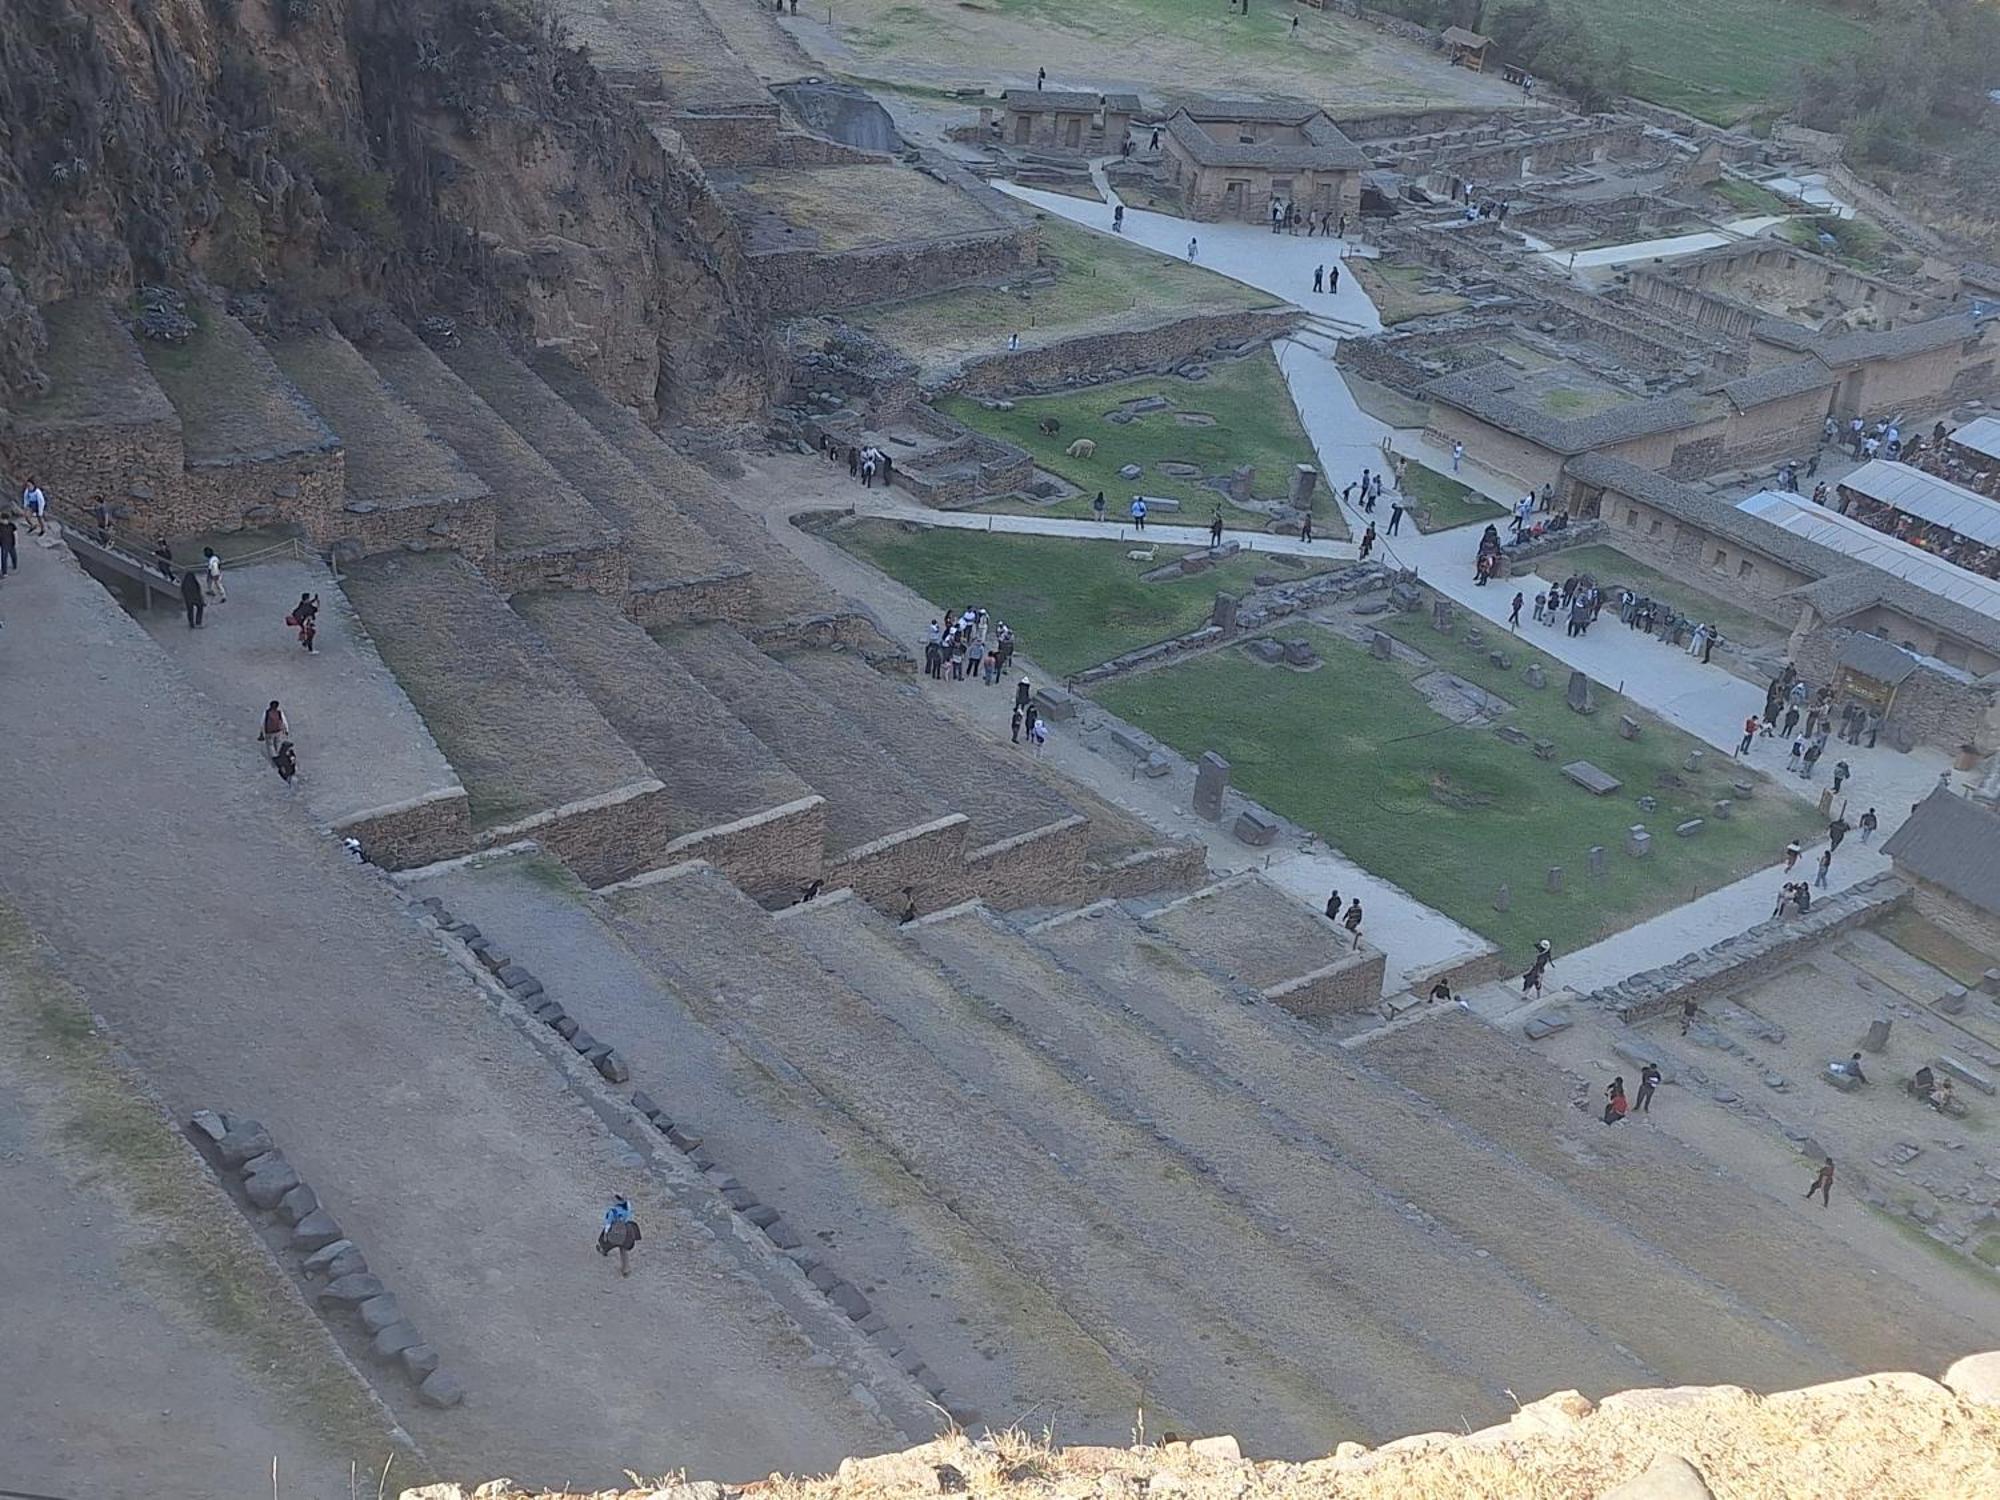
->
1507;591;1524;629
1831;758;1851;794
1358;522;1376;561
0;512;16;578
1015;677;1032;713
1341;898;1363;948
1187;236;1198;260
202;546;226;602
288;592;320;652
179;564;205;629
1859;807;1879;843
1299;510;1314;545
1387;500;1404;535
1828;815;1849;853
1010;706;1023;744
1783;839;1802;872
1209;506;1224;547
1802;737;1824;779
1324;888;1341;921
597;1197;642;1276
1815;847;1833;890
1313;265;1324;294
1635;1062;1662;1113
1451;442;1464;473
1130;496;1147;530
1521;938;1552;997
1092;491;1106;524
1786;736;1806;774
1327;263;1339;293
259;701;289;760
1806;1159;1835;1208
1737;715;1758;757
21;479;47;536
273;739;299;791
153;536;177;582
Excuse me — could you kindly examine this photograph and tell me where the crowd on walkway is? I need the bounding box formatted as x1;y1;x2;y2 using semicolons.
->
817;433;895;491
924;607;1017;688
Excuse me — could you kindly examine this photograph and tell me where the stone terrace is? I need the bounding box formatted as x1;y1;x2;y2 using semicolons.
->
514;591;827;901
142;305;334;466
359;322;625;597
438;330;751;625
1139;873;1388;1010
266;329;494;558
340;550;673;884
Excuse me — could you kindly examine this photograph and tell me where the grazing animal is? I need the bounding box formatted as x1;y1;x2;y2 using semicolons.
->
1127;547;1156;562
1065;437;1097;459
1037;415;1063;436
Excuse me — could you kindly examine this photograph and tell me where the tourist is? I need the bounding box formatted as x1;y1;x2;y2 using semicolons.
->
1831;759;1852;795
1802;737;1825;779
1210;506;1225;547
1006;332;1020;352
1452;442;1464;473
1829;815;1849;853
1840;1051;1868;1085
1783;839;1802;872
899;888;919;924
1358;522;1376;561
1313;265;1324;294
1806;1160;1835;1208
1794;881;1812;914
1737;714;1758;757
1030;716;1049;754
152;535;177;582
1149;127;1161;151
1113;204;1124;234
1786;736;1806;774
1328;263;1339;293
1015;677;1032;713
1781;703;1802;738
92;494;113;545
1680;997;1699;1035
1859;807;1879;843
260;700;289;760
1815;847;1833;890
1521;939;1552;997
1130;496;1147;530
1602;1077;1628;1125
1863;710;1881;748
1508;591;1523;630
597;1197;642;1277
1429;978;1453;1005
1022;701;1039;745
273;739;298;791
289;591;320;652
1299;511;1314;544
1036;66;1045;89
1388;501;1403;535
967;630;987;685
1342;898;1364;948
1010;705;1022;743
1635;1062;1662;1113
1324;889;1341;921
21;477;47;535
1093;491;1107;523
178;564;205;629
0;511;16;578
202;545;226;602
1187;237;1198;261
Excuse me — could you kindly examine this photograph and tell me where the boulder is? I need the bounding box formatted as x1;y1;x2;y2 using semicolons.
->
290;1210;345;1252
1600;1454;1715;1500
418;1369;466;1409
401;1343;441;1380
318;1273;386;1304
243;1162;301;1210
358;1294;405;1334
276;1183;319;1225
1232;809;1279;846
1118;464;1143;480
371;1322;424;1361
215;1122;273;1168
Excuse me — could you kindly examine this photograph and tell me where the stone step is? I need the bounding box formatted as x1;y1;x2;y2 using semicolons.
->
1360;1011;1990;1375
779;651;1090;908
265;328;494;559
911;903;1645;1414
602;863;1368;1451
422;856;1149;1441
341;549;675;885
1137;873;1384;1014
657;624;967;906
512;592;823;901
1030;903;1839;1395
525;351;865;632
5;298;187;533
359;321;624;596
436;330;750;624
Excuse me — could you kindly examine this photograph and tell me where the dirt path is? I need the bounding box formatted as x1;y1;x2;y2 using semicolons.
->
0;541;899;1487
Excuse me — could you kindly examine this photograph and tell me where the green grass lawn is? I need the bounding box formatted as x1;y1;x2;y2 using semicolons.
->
830;520;1320;677
1351;261;1468;326
1546;543;1786;646
1094;620;1821;957
1778;213;1897;273
1714;177;1792;217
1567;0;1871;123
940;350;1336;530
1400;462;1507;533
850;218;1275;374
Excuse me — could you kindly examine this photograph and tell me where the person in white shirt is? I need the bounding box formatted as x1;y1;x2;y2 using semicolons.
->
202;546;227;602
21;480;47;535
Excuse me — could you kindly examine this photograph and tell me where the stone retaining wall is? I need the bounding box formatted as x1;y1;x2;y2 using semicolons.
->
1091;842;1212;899
332;787;475;871
671;110;781;167
1588;873;1909;1023
966;815;1093;910
938;309;1301;398
485;540;633;600
1265;945;1389;1016
1909;877;2000;955
623;566;758;628
480;781;683;890
656;795;829;907
758;225;1038;318
826;813;974;916
334;492;497;566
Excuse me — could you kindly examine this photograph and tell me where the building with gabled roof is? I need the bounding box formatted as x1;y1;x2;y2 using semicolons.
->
1158;103;1366;222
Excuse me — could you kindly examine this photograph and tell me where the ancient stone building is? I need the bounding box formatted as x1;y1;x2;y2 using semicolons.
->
1160;101;1367;223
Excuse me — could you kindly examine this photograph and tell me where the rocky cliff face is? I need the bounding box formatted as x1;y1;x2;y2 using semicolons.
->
0;0;772;423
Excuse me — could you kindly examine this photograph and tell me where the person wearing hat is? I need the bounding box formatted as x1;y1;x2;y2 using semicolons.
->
1522;939;1553;996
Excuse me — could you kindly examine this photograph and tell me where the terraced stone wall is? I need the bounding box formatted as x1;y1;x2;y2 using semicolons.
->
658;795;829;906
939;309;1301;398
333;492;497;565
1093;842;1212;898
5;415;185;526
757;225;1038;318
481;782;682;890
966;816;1093;910
178;450;346;540
825;813;974;915
333;789;475;871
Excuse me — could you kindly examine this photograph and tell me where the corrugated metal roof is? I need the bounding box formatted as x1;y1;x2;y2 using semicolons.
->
1947;415;2000;464
1882;789;2000;916
1738;490;2000;625
1837;459;2000;548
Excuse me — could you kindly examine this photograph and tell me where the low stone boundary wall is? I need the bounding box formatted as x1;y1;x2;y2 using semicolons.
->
1266;945;1389;1016
190;1108;465;1409
1501;520;1607;569
623;565;758;628
485;540;632;601
333;786;475;871
1592;874;1909;1023
480;780;681;890
656;795;828;906
1091;842;1211;898
967;815;1092;910
759;225;1038;318
333;492;497;566
827;813;973;916
937;309;1301;398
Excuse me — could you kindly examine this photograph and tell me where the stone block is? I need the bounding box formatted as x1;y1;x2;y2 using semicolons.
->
1193;751;1231;822
1627;826;1652;858
1496;725;1530;746
1532;739;1556;761
1712;799;1732;820
1938;1055;1997;1095
1561;760;1622;796
418;1370;465;1409
1675;819;1704;837
1282;638;1317;667
401;1343;441;1380
277;1183;320;1225
553;1016;580;1041
1244;637;1286;663
1489;650;1511;669
594;1048;632;1084
1937;986;1969;1016
1566;671;1597;714
244;1162;301;1210
745;1204;781;1229
318;1273;386;1305
1981;968;2000;996
1463;628;1485;649
763;1216;804;1250
1287;464;1317;508
302;1238;360;1275
1118;463;1142;479
1683;750;1705;772
1732;781;1754;798
1211;592;1240;631
1370;631;1393;660
568;1028;598;1055
1232;809;1279;846
497;963;534;991
190;1109;227;1143
1141;750;1173;778
1637;795;1658;812
216;1122;273;1168
1588;845;1606;876
1863;1018;1891;1052
290;1210;345;1252
829;1281;873;1320
629;1090;664;1121
372;1322;424;1361
1522;663;1546;689
1617;714;1641;740
1431;599;1455;633
1546;866;1564;892
1033;686;1077;721
1493;883;1511;912
1523;1010;1572;1041
358;1294;405;1335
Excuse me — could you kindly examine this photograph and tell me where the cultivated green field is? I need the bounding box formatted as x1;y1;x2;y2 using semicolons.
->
1095;620;1820;956
831;521;1324;677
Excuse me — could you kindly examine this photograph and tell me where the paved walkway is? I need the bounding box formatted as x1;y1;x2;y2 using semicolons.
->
822;493;1360;561
850;184;1963;993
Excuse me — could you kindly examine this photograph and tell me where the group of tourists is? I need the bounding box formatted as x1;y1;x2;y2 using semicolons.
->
1616;591;1721;661
924;607;1015;685
1524;573;1605;636
818;433;894;491
1599;1062;1661;1124
1270;199;1346;238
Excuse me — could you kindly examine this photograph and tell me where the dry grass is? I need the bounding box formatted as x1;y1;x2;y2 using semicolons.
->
405;1367;2000;1498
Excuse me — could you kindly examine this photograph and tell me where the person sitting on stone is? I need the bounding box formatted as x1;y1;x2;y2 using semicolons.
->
1838;1050;1868;1085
